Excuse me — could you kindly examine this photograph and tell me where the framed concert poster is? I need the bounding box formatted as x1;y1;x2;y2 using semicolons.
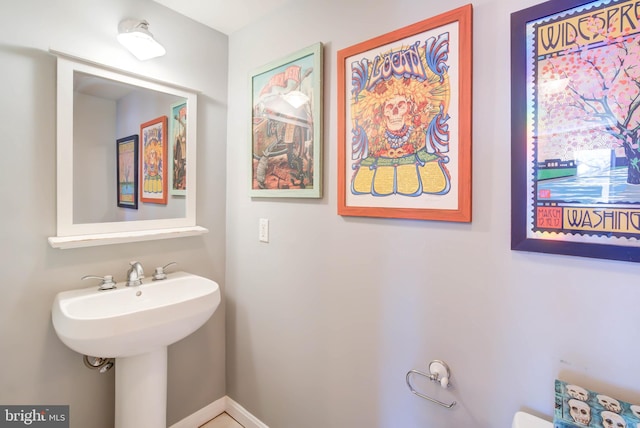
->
512;0;640;262
337;5;472;222
169;101;187;196
250;42;323;198
116;134;138;209
140;116;168;205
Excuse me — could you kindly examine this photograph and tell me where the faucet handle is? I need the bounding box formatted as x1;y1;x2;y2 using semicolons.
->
125;261;144;287
82;274;117;291
128;261;144;276
152;262;177;281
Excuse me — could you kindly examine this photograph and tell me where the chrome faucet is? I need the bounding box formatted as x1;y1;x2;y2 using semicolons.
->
126;261;144;286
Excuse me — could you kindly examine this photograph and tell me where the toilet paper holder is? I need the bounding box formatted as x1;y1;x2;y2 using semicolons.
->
406;359;457;408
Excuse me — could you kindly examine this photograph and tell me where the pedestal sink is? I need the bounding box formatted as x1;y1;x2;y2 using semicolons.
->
51;271;221;428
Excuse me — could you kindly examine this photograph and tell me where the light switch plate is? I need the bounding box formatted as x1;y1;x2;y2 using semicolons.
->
259;218;269;243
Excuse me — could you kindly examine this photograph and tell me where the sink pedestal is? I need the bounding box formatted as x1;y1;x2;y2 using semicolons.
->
115;348;167;428
51;272;221;428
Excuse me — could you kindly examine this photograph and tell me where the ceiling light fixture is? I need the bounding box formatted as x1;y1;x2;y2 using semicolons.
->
117;19;166;61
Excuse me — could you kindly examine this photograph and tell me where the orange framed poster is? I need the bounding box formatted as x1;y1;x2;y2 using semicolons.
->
337;5;472;222
140;116;168;205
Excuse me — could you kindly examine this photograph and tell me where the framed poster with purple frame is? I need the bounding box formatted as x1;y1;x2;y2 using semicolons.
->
511;0;640;262
117;134;138;209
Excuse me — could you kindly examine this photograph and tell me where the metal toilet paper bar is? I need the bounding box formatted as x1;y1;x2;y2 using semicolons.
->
406;359;457;408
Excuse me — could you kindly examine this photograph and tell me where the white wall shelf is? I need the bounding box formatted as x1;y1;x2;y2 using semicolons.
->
48;226;208;249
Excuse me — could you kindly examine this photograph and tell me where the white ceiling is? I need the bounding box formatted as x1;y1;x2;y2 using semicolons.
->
153;0;291;35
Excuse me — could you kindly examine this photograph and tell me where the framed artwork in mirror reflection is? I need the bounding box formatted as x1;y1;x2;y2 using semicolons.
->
250;42;323;198
140;116;168;205
170;101;187;196
117;134;138;209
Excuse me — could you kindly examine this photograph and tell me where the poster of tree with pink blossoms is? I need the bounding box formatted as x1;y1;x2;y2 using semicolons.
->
512;0;640;262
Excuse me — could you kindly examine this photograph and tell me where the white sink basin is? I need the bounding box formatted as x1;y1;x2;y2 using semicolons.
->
52;271;220;357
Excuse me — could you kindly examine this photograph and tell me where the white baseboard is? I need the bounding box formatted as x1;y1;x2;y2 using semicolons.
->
169;397;227;428
224;396;269;428
169;396;268;428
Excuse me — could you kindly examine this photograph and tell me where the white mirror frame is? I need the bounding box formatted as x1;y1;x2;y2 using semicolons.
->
48;52;207;249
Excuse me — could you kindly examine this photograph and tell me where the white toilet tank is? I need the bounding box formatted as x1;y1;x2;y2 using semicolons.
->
512;411;553;428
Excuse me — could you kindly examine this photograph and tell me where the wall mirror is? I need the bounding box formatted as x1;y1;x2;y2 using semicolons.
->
49;52;207;248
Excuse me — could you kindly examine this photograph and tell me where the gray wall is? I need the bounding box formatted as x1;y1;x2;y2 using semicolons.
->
3;0;640;427
225;0;640;427
0;1;227;427
74;92;116;223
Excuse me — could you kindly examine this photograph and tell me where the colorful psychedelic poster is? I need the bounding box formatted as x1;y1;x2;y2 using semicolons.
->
525;0;640;249
337;6;472;222
250;43;323;198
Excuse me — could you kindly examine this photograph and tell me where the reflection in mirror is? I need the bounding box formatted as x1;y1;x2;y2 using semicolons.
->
49;52;205;248
73;71;186;223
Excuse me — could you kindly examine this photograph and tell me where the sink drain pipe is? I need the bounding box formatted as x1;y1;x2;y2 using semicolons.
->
83;355;115;373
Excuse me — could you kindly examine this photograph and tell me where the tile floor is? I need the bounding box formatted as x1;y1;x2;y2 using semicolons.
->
200;412;244;428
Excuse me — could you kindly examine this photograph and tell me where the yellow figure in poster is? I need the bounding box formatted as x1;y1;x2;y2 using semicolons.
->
144;138;162;193
349;34;452;197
